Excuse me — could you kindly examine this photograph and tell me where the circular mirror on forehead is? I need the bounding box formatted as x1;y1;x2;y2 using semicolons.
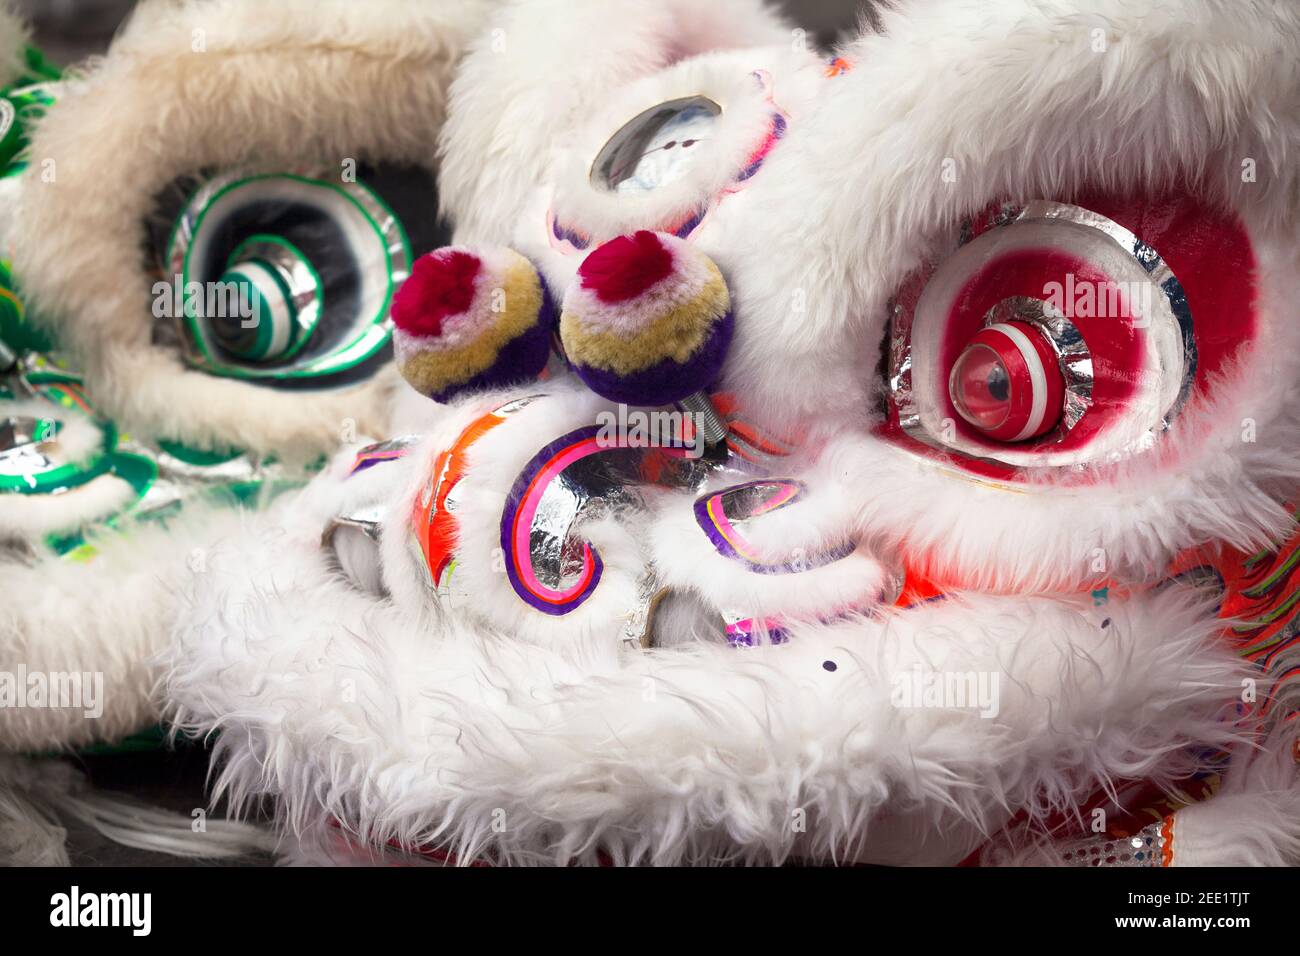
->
590;96;722;196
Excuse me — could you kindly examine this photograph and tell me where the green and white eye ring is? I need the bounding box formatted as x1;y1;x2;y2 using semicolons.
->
212;259;295;363
200;234;322;364
163;171;412;382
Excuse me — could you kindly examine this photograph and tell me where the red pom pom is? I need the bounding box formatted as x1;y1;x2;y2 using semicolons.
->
577;230;673;304
391;249;481;338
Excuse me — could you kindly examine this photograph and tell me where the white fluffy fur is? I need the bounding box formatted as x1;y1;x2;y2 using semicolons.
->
162;385;1264;864
1168;730;1300;866
0;1;32;251
984;727;1300;866
0;504;241;752
12;0;494;461
545;51;818;245
0;474;135;541
157;0;1300;866
438;0;796;245
164;509;1251;864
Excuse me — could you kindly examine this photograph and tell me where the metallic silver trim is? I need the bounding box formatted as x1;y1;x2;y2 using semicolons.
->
621;572;668;648
322;505;388;596
114;436;285;488
230;239;322;347
677;392;728;447
529;459;648;592
322;506;385;548
0;414;55;478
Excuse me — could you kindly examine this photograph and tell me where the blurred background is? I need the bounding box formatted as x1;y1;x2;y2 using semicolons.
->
14;0;135;64
14;0;872;66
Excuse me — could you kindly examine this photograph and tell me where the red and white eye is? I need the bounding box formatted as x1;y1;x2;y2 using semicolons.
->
948;320;1065;442
881;192;1259;475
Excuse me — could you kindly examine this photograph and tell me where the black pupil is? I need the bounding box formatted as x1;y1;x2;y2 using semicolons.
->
986;363;1010;401
212;312;258;355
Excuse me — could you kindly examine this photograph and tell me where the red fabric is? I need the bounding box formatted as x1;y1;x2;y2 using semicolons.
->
579;230;674;303
878;188;1257;481
391;249;481;338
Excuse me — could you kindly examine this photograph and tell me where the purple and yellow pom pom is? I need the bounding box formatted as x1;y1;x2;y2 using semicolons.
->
391;245;555;403
559;230;733;406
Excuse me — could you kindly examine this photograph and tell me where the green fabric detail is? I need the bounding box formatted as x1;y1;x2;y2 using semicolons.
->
156;438;242;466
19;46;61;85
0;262;56;353
61;725;168;758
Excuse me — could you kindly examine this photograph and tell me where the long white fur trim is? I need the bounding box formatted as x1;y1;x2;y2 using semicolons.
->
0;504;240;751
164;503;1250;865
1169;730;1300;866
985;728;1300;867
0;477;135;541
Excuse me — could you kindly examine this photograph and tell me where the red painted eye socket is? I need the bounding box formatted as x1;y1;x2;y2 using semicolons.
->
878;191;1259;480
948;320;1065;442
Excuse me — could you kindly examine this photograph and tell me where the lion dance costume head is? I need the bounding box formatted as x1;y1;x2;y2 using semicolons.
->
3;0;1299;866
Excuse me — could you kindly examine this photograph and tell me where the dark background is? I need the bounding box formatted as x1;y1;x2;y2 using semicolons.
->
16;0;873;65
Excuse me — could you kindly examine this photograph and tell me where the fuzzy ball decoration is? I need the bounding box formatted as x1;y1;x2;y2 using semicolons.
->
391;245;555;403
559;230;733;406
